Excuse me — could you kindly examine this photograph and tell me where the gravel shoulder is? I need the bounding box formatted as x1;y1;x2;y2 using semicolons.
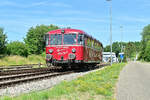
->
0;67;104;97
116;61;150;100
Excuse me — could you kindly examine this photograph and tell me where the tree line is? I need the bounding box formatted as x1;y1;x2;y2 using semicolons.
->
104;24;150;62
1;24;150;62
0;24;59;57
104;41;141;61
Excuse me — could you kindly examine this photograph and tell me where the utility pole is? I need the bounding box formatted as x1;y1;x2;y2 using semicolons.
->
106;0;112;66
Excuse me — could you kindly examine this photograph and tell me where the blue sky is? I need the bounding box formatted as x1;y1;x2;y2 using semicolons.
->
0;0;149;46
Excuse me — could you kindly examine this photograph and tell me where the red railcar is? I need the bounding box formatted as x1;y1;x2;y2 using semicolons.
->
45;28;103;68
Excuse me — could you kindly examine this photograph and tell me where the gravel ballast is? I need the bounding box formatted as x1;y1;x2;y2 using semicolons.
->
0;67;104;97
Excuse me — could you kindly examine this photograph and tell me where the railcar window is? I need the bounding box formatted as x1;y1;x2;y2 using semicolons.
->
50;34;62;45
84;38;87;46
45;34;49;46
98;44;102;50
64;34;76;45
78;34;84;45
92;40;94;47
87;38;91;47
94;42;101;50
89;39;92;47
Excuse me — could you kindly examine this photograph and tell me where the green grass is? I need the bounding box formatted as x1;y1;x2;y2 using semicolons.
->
1;63;126;100
0;54;46;66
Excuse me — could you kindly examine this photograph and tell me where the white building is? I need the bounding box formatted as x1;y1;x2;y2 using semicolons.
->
102;52;118;63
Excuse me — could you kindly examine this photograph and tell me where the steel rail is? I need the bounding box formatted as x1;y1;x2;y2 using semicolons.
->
0;63;110;88
0;64;45;70
0;71;73;88
0;71;55;81
0;67;62;76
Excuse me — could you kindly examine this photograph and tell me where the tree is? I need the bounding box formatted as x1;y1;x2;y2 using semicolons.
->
7;41;28;57
0;28;7;54
112;42;121;57
138;40;146;60
104;42;126;57
124;42;136;59
141;24;150;42
104;45;110;52
133;41;141;52
24;24;59;55
144;41;150;61
139;24;150;61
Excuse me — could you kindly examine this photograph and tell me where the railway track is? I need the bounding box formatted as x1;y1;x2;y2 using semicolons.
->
0;63;109;89
0;64;43;70
0;67;62;76
0;71;73;88
0;64;72;88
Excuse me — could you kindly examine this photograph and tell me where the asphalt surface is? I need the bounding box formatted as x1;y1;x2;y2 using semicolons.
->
117;62;150;100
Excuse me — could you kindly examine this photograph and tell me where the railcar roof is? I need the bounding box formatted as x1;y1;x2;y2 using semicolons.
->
47;28;103;48
47;28;85;34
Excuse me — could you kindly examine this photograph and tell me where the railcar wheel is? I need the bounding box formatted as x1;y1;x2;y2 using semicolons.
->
62;66;69;70
46;62;52;67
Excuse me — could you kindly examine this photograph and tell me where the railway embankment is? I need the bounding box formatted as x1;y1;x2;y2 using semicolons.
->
1;63;125;100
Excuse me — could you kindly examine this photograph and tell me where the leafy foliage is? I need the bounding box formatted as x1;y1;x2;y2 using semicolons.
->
6;41;28;57
124;42;136;59
141;24;150;42
24;24;59;55
139;24;150;61
104;42;126;57
144;41;150;61
0;28;7;54
104;41;140;59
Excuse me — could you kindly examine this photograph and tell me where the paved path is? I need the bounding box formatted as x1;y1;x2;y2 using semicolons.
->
117;62;150;100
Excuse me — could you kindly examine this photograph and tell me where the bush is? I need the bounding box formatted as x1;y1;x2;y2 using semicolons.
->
0;27;7;54
6;41;28;57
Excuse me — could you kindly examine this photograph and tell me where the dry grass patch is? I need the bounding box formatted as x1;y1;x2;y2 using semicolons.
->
0;55;45;66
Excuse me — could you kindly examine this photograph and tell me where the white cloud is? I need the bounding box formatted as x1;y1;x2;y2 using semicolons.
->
116;16;150;23
50;2;72;8
0;1;72;8
52;10;90;15
30;1;72;8
62;17;107;23
0;1;18;6
30;1;48;6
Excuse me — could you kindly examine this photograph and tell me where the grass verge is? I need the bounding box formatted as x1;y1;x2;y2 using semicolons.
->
1;63;125;100
0;55;45;66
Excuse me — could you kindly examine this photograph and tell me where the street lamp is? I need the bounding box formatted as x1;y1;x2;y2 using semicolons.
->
120;26;123;53
120;26;124;63
106;0;112;66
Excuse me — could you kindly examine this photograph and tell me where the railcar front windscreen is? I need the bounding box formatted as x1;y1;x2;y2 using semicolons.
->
63;34;76;45
50;34;62;45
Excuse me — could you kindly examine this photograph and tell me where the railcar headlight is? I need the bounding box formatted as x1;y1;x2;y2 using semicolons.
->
49;49;53;54
69;54;76;60
72;48;76;53
46;54;53;60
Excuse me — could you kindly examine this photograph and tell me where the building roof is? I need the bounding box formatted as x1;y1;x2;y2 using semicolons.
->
102;52;116;55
